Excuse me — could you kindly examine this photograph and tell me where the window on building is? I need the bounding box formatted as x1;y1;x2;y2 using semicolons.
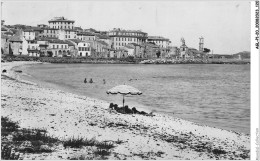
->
61;45;63;48
84;43;85;46
57;45;58;48
65;35;67;38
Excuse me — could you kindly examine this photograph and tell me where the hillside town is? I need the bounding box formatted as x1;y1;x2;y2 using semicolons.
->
1;17;211;60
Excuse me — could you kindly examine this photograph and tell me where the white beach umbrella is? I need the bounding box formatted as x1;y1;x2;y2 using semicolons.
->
106;85;142;107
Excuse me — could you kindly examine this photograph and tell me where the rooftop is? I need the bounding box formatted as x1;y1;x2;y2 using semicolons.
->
9;35;23;42
46;39;68;44
65;40;75;46
144;42;160;48
4;31;14;35
128;43;140;47
48;17;75;23
124;45;134;49
96;34;110;39
148;36;170;41
97;40;108;46
74;27;83;31
1;27;7;31
1;33;8;39
42;27;59;30
68;39;83;43
110;28;147;34
84;28;98;33
23;29;35;32
36;37;58;41
77;32;95;36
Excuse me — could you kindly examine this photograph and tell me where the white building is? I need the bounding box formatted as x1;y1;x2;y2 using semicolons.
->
147;36;171;48
77;32;96;41
42;28;59;38
23;29;36;41
64;29;77;39
47;39;70;57
27;43;40;57
78;42;91;57
48;17;75;30
108;28;148;50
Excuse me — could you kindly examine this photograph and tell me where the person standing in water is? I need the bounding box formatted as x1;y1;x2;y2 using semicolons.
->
103;79;106;84
84;78;87;83
89;78;93;83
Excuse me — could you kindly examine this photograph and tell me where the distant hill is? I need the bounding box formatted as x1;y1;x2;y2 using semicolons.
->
233;51;250;59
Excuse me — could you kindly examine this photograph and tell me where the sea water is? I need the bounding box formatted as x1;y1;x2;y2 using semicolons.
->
21;63;250;134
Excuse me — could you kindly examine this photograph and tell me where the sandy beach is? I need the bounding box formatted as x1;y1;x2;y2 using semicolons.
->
1;61;250;160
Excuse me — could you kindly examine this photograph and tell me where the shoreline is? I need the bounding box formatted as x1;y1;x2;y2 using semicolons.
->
1;61;250;160
2;55;250;65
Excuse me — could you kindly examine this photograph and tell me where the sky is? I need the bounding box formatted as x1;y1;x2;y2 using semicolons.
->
1;1;251;54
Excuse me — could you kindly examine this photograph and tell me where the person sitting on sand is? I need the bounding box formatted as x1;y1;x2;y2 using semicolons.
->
140;111;147;115
89;78;93;83
113;104;119;111
84;78;87;83
132;107;138;114
124;105;133;114
109;103;114;109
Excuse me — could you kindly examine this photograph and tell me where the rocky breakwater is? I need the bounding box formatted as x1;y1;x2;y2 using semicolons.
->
1;61;250;160
140;59;209;64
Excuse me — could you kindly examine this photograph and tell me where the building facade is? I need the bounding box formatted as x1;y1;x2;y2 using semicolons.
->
48;17;75;30
42;28;60;38
9;36;23;55
27;43;40;57
86;40;109;58
22;29;36;41
108;28;148;50
1;34;9;54
78;42;91;57
77;32;96;41
147;36;171;48
36;38;50;56
47;39;70;57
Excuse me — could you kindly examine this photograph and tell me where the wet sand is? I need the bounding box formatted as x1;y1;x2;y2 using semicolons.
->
1;61;250;160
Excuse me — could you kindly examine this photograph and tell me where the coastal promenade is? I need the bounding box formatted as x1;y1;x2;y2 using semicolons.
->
1;61;250;160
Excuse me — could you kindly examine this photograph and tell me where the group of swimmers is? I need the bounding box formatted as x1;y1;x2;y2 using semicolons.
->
84;78;106;84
